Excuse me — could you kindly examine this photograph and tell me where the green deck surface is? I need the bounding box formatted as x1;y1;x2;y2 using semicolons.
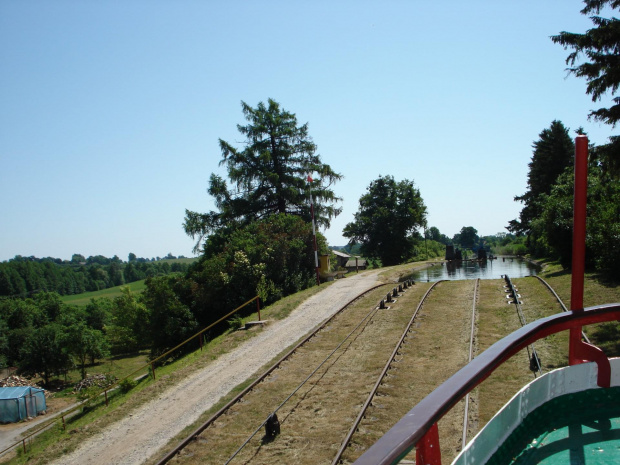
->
487;387;620;465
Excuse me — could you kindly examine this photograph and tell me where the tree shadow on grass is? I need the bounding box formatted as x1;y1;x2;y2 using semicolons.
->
589;322;620;357
541;268;571;279
589;272;620;289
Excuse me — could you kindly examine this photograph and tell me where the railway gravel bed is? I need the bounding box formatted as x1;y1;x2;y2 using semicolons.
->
346;280;477;464
166;283;431;465
162;280;479;465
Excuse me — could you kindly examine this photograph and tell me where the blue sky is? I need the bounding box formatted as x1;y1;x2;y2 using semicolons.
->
1;0;616;262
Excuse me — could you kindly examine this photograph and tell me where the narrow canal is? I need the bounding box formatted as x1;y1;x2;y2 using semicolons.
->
412;256;540;282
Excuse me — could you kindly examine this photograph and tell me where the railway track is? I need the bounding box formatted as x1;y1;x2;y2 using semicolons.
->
153;275;569;465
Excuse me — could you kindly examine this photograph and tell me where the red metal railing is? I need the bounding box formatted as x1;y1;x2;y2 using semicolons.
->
352;302;620;465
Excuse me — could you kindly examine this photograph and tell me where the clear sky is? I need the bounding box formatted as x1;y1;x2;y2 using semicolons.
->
1;1;616;262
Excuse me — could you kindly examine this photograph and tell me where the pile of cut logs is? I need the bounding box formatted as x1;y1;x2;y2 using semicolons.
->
0;375;41;388
73;374;117;392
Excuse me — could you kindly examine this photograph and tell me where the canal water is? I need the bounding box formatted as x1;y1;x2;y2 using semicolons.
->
411;256;540;282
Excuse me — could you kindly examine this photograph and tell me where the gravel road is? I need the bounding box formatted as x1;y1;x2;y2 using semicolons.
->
51;269;384;465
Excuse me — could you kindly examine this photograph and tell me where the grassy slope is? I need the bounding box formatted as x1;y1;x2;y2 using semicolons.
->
60;280;147;306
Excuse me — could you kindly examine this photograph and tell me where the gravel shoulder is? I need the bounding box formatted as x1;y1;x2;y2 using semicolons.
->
51;269;384;465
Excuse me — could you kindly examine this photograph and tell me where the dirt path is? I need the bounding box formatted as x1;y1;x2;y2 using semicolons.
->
51;270;384;465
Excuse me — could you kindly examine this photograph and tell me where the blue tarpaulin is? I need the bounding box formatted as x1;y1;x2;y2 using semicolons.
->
0;386;46;423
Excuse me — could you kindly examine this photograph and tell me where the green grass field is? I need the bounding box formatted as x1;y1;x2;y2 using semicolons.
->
60;280;147;306
158;257;197;264
59;258;198;306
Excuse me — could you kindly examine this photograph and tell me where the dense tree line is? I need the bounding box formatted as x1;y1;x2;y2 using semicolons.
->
504;1;620;278
0;292;110;384
427;226;520;258
0;216;328;384
508;120;620;277
0;284;192;383
0;254;190;298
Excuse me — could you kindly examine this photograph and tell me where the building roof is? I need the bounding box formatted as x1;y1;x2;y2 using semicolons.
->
0;386;44;400
332;250;351;258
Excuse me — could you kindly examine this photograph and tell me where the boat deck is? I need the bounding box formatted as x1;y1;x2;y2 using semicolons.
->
487;387;620;465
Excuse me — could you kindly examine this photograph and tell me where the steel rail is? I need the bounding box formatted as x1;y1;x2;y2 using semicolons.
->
534;275;591;344
461;278;479;450
353;302;620;465
224;286;389;465
154;282;390;465
504;275;542;376
330;280;445;465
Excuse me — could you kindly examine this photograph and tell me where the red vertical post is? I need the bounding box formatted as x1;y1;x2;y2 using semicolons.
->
569;135;588;365
151;362;156;380
416;423;442;465
256;297;261;321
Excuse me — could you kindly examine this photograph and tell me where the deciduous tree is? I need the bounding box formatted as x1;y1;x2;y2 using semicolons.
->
107;287;150;354
456;226;479;250
19;324;71;387
343;175;427;266
142;275;198;357
536;162;620;275
64;323;109;379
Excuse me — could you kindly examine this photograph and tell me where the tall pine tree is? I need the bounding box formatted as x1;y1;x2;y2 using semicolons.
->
185;99;342;253
508;120;574;237
552;0;620;126
552;0;620;174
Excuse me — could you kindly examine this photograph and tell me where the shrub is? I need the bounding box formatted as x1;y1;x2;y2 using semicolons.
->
119;377;137;393
227;315;244;331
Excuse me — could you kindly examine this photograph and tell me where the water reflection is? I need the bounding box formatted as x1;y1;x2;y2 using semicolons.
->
412;256;540;282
